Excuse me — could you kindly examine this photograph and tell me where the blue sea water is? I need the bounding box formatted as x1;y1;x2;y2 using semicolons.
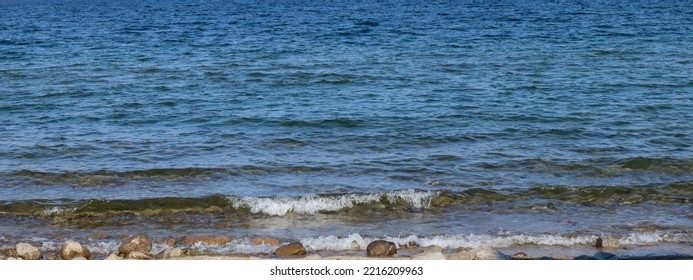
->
0;0;692;256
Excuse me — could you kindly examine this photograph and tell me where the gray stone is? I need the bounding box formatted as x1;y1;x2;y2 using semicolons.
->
470;247;507;260
16;243;42;260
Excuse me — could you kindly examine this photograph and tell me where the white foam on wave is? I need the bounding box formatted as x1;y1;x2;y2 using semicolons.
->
189;238;275;255
43;206;78;216
297;231;693;251
229;189;434;216
301;233;370;251
618;231;693;245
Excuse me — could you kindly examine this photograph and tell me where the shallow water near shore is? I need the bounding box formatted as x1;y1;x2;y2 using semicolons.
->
1;0;692;258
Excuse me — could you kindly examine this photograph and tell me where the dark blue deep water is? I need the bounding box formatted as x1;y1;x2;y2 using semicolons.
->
1;0;691;257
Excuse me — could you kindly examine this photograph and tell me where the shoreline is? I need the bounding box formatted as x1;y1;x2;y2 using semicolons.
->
2;233;691;260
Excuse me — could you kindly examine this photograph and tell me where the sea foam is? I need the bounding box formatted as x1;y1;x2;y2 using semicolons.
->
229;189;434;216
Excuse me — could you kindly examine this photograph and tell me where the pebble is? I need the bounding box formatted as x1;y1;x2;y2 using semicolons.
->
127;251;152;260
366;240;397;257
105;253;123;260
60;241;92;260
158;247;185;259
275;242;307;257
119;234;152;256
16;243;42;260
470;247;507;260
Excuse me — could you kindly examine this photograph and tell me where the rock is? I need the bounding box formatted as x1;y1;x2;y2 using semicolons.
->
119;234;152;256
89;232;108;239
366;240;397;257
182;235;232;246
16;243;42;260
1;248;18;258
595;237;603;248
470;247;506;260
127;251;151;260
413;247;446;260
275;242;307;257
6;257;21;260
251;237;280;246
71;256;88;260
446;251;472;260
45;252;59;260
512;252;529;260
574;255;597;260
594;252;617;260
105;253;123;260
60;241;92;260
156;237;177;247
157;247;184;259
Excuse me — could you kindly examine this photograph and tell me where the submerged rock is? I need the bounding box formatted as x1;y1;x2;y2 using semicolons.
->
366;240;397;257
275;242;307;257
251;237;280;246
182;235;232;246
60;241;92;260
16;243;42;260
119;234;152;256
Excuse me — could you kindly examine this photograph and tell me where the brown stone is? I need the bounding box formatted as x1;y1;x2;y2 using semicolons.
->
366;240;397;257
182;235;232;246
60;241;92;260
251;237;280;246
105;253;123;260
16;243;42;260
127;251;151;260
1;248;18;258
156;237;178;247
275;242;307;257
119;234;152;256
89;232;108;239
595;237;603;248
